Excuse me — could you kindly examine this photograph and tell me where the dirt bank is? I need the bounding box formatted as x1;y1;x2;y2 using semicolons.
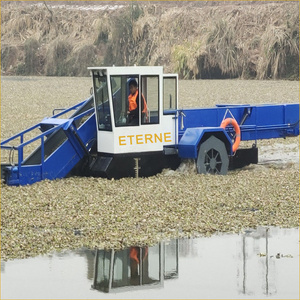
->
1;1;299;79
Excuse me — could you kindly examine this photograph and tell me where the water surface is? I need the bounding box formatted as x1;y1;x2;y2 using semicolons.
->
1;226;298;299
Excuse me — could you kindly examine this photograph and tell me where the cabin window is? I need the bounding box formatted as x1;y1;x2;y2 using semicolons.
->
93;72;112;131
110;75;159;127
111;75;139;127
163;77;177;113
141;76;159;125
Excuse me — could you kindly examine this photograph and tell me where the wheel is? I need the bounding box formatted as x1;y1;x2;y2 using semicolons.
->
196;136;229;175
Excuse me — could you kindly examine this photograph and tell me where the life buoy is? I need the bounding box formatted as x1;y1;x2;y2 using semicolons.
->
220;118;241;152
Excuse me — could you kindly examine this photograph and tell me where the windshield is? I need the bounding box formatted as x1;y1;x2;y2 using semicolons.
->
110;75;159;127
111;75;139;127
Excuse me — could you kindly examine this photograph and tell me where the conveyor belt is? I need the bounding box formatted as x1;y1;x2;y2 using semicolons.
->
23;97;94;165
1;97;96;185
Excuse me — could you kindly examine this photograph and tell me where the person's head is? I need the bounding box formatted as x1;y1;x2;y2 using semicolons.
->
129;79;138;95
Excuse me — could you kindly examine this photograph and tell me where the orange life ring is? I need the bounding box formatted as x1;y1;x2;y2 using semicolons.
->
220;118;241;152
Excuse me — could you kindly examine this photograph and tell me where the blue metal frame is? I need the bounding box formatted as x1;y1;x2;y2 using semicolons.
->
177;103;299;159
1;99;96;186
178;127;233;158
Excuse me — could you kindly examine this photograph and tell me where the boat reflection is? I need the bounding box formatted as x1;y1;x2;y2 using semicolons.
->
92;239;178;293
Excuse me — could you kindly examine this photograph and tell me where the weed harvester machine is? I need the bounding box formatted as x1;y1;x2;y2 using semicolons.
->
1;66;299;186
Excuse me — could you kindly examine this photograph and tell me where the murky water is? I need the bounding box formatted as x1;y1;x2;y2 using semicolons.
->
258;142;299;166
1;226;299;299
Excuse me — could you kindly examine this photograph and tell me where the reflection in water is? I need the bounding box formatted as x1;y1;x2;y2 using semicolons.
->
237;226;293;297
1;227;298;299
92;240;178;293
240;227;272;295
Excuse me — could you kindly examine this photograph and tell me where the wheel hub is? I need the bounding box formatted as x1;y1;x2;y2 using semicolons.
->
204;148;222;174
209;156;217;169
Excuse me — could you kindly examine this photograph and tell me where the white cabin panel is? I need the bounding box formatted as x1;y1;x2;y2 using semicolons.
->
113;125;173;154
161;114;177;145
96;131;115;153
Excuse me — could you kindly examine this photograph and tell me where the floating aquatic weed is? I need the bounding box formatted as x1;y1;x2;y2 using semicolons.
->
1;79;299;260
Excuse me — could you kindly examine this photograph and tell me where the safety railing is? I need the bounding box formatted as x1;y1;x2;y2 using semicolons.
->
1;100;95;171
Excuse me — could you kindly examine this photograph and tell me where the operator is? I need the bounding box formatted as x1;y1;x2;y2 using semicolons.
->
127;79;148;125
129;246;150;285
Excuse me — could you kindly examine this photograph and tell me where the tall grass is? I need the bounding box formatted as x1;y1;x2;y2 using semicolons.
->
1;1;299;79
172;41;204;79
257;21;299;79
103;3;144;66
204;18;240;78
45;39;72;76
24;38;40;75
1;46;18;74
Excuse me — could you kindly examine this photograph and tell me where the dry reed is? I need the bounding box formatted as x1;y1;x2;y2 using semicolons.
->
1;1;299;79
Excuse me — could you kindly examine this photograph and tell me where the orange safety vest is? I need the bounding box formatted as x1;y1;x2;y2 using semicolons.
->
130;247;149;264
128;91;148;115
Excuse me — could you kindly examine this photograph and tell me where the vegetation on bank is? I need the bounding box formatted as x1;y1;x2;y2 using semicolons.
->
1;1;299;79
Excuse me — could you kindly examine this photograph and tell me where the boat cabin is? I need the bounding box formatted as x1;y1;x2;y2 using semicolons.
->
89;66;178;155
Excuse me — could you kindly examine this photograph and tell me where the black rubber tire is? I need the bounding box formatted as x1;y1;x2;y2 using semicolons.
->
196;136;229;175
